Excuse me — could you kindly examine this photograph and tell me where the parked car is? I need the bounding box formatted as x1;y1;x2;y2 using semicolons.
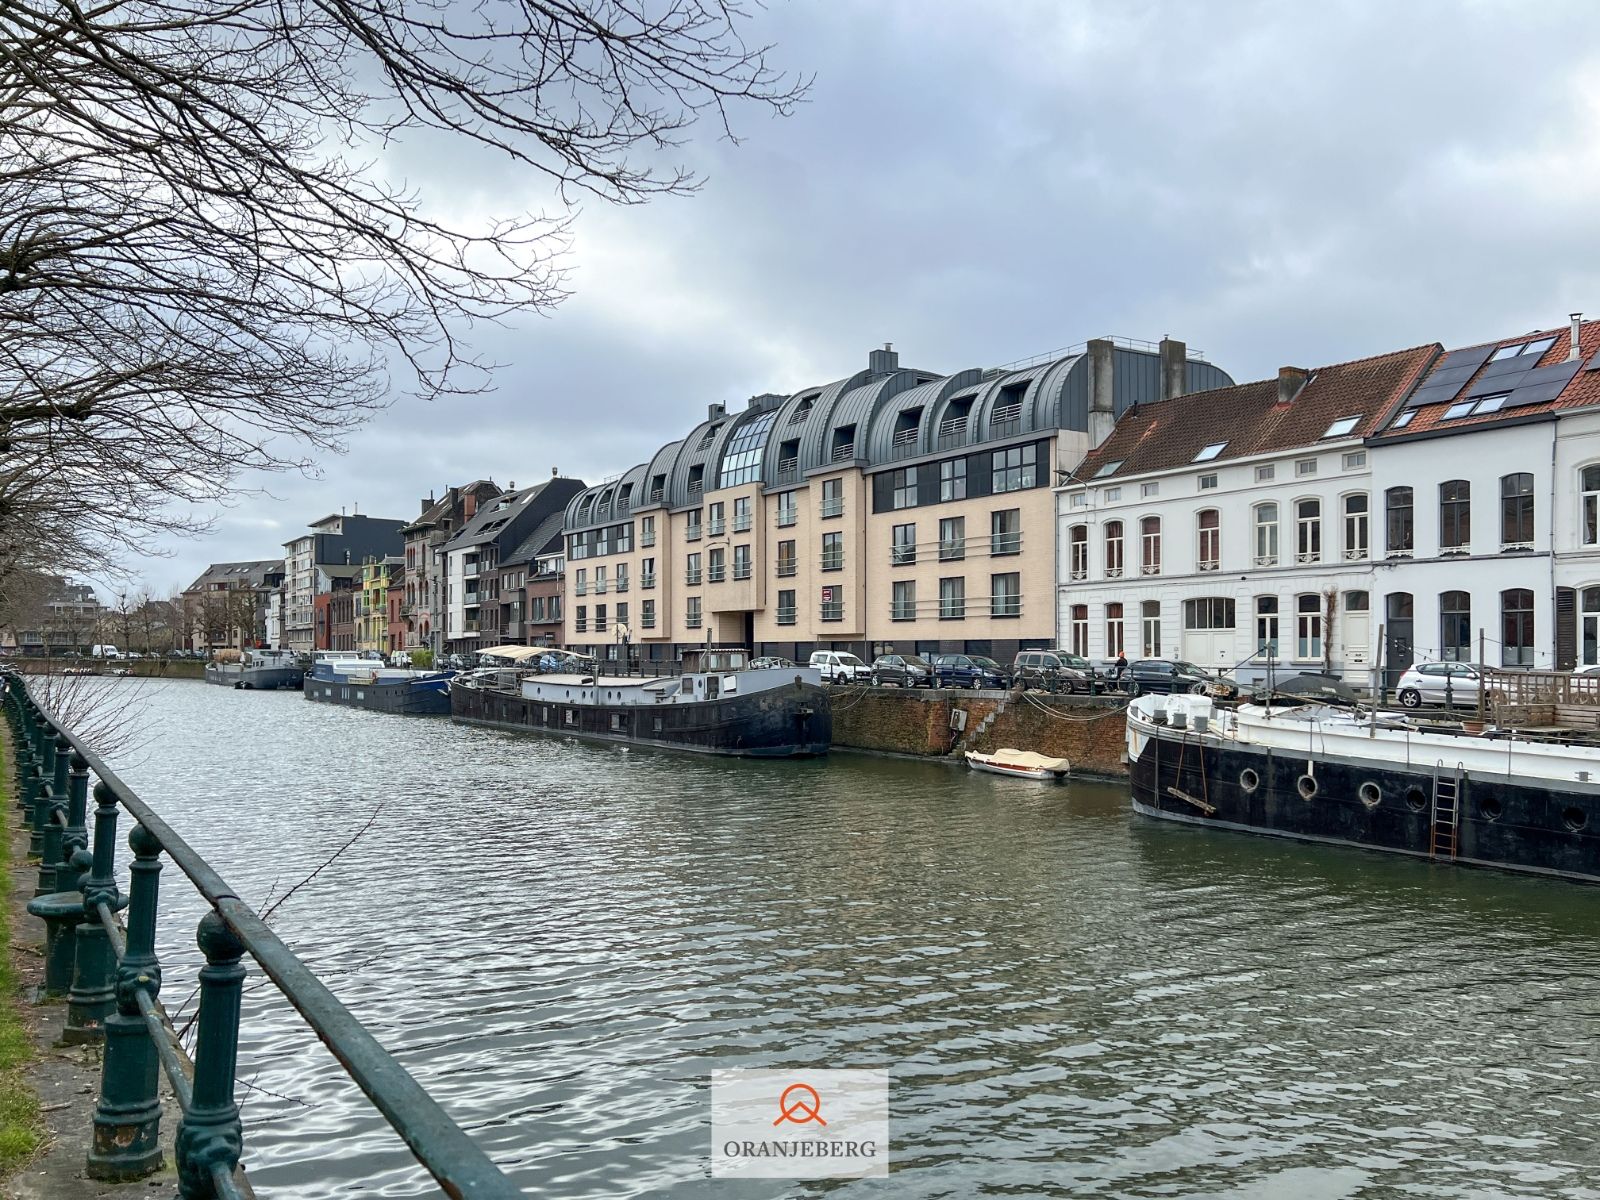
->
1012;650;1095;693
930;653;1009;689
1123;658;1219;697
870;653;935;688
750;656;796;670
808;650;872;684
1395;661;1490;708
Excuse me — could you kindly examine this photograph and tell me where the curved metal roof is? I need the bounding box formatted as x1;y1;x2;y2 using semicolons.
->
789;372;871;476
864;370;985;459
640;439;687;508
667;411;747;509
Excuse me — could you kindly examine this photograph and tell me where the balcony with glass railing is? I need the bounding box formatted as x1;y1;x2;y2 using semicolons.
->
820;497;844;518
708;517;725;536
776;606;796;626
733;562;752;581
775;456;799;483
936;416;968;450
733;513;752;533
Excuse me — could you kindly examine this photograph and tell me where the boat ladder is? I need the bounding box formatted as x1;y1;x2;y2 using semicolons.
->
1430;760;1464;861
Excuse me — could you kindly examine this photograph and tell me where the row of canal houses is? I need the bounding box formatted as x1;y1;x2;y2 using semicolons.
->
200;311;1600;687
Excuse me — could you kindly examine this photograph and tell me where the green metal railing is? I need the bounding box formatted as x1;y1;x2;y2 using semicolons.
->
2;673;519;1199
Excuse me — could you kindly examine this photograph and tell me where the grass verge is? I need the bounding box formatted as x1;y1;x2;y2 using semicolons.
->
0;726;43;1174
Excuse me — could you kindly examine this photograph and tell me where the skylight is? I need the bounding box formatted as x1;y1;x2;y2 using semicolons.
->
1442;393;1511;420
1193;441;1227;462
1390;409;1417;430
1442;401;1476;421
1322;416;1360;438
1093;460;1123;478
1491;335;1558;362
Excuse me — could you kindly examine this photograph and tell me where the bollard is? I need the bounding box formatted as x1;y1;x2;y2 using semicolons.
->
88;825;164;1181
176;912;245;1199
63;782;121;1044
35;735;69;896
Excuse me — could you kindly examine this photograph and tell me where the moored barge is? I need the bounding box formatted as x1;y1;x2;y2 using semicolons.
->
204;649;303;690
303;658;455;715
451;649;831;757
1126;693;1600;884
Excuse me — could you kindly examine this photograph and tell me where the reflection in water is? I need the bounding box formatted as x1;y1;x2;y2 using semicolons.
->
112;682;1600;1197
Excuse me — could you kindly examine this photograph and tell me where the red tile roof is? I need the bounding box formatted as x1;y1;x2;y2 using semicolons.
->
1074;344;1440;481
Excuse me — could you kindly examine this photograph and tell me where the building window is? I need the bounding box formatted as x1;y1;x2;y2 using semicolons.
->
594;565;607;594
1501;472;1534;547
1197;510;1220;571
1439;480;1471;553
1295;498;1322;563
641;599;656;629
616;564;629;593
1441;590;1471;661
1501;588;1534;666
1104;487;1121;502
1105;602;1125;656
593;603;608;633
1342;451;1366;470
776;590;796;626
1296;458;1317;477
1582;466;1600;546
707;549;725;584
575;605;587;634
991;572;1021;618
820;587;843;622
641;515;656;547
1582;586;1600;666
982;509;1020;558
1105;520;1124;578
892;523;917;565
733;496;752;532
940;516;966;562
776;493;798;527
821;478;844;519
1296;594;1323;660
641;557;656;588
1343;493;1368;560
776;540;797;577
1184;597;1236;631
1070;605;1089;656
1255;596;1279;657
1141;600;1161;656
939;577;965;619
892;580;917;621
686;597;702;629
821;531;843;571
708;501;725;536
940;459;967;502
1140;516;1161;575
733;545;752;580
1068;525;1089;580
891;469;917;510
686;509;703;541
1385;487;1414;556
1254;503;1278;566
685;553;702;586
1198;473;1218;490
992;445;1037;493
1256;464;1276;482
1141;481;1159;498
574;567;587;596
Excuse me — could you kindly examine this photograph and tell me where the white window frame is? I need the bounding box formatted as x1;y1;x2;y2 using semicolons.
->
1254;502;1279;567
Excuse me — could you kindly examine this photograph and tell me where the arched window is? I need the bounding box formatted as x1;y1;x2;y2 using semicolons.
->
1440;590;1471;661
1582;466;1600;546
1501;588;1535;666
1105;602;1125;656
1296;594;1323;660
1501;473;1535;547
1343;493;1369;559
1197;509;1220;571
1386;487;1414;555
1071;604;1089;657
1295;498;1322;563
1104;521;1124;579
1068;525;1088;580
1254;502;1278;566
1256;596;1279;657
1140;517;1162;575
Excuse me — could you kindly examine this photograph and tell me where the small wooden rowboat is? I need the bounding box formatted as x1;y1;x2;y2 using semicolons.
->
965;748;1070;780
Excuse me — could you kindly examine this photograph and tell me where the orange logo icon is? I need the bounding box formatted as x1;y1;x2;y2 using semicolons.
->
773;1082;826;1127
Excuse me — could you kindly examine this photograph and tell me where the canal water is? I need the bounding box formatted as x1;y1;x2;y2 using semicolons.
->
108;680;1600;1197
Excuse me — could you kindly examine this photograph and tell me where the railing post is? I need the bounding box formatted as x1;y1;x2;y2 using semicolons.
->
64;782;121;1044
28;719;54;857
57;751;90;891
88;824;164;1181
36;734;69;896
176;912;245;1199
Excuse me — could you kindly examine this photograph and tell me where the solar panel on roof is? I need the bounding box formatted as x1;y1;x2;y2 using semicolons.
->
1585;349;1600;372
1401;344;1497;408
1495;360;1582;410
1467;367;1534;398
1436;345;1496;373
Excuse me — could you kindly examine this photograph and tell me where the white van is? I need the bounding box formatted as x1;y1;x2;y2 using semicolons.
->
808;650;871;684
90;645;123;659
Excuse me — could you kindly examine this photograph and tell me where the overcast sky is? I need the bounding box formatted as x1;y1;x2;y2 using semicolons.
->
109;0;1600;601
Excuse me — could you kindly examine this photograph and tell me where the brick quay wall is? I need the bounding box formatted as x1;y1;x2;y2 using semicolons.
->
829;686;1130;778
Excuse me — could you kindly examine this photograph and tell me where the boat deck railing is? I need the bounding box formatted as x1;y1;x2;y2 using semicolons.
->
1;672;519;1196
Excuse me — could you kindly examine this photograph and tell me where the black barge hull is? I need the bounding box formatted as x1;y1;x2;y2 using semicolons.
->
451;681;831;757
1130;726;1600;884
303;678;452;715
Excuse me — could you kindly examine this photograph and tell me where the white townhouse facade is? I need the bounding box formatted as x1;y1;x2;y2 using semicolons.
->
1057;348;1438;686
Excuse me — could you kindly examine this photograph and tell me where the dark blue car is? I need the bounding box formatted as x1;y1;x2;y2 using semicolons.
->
930;653;1009;689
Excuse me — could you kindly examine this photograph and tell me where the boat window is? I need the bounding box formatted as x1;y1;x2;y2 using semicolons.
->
706;676;720;699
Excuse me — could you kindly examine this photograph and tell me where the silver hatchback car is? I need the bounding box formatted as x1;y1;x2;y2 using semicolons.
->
1395;661;1485;708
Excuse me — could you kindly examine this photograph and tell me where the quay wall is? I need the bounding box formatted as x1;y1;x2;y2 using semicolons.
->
831;687;1129;778
9;658;204;680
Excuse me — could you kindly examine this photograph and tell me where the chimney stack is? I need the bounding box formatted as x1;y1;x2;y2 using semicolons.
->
708;402;726;421
1159;336;1186;401
508;480;515;491
1087;338;1116;447
1277;367;1309;406
868;343;900;375
551;466;558;477
1571;312;1584;361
